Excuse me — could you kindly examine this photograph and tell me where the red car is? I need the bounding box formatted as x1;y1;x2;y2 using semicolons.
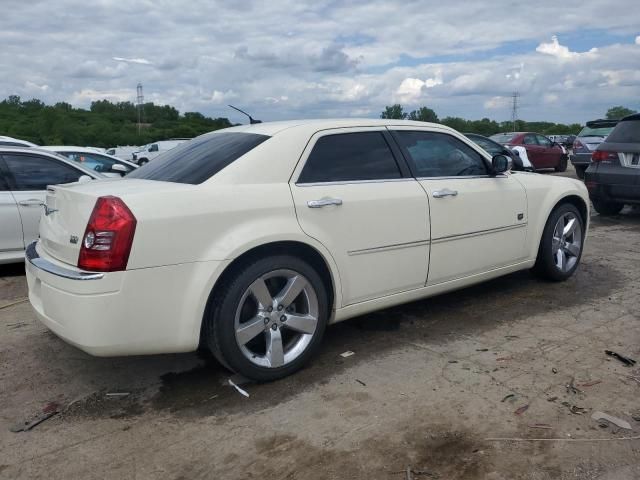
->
490;132;568;172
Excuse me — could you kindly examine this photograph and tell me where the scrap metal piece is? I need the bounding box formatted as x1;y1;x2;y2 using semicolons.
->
10;403;60;432
591;411;632;430
605;350;636;367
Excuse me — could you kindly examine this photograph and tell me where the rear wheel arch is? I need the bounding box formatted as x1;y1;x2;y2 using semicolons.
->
199;240;337;346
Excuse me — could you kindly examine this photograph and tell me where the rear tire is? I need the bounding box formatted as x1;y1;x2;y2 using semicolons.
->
532;203;585;282
138;158;149;166
555;155;568;172
575;165;587;179
204;255;328;382
592;199;624;216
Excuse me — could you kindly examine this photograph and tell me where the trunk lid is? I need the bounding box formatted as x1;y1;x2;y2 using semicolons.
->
39;178;192;266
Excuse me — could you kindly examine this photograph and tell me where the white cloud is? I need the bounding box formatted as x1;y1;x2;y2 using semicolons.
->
536;36;597;60
112;57;152;65
636;35;640;45
394;72;442;103
69;89;133;104
484;96;510;109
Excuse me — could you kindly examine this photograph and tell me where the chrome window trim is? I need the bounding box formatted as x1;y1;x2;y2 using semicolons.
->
26;241;104;281
296;178;415;187
416;174;509;180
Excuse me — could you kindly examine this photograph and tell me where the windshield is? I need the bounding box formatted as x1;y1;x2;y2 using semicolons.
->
490;133;516;144
127;132;270;184
578;126;615;138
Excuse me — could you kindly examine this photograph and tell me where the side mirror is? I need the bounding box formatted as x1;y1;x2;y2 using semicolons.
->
111;164;127;175
491;154;511;174
78;175;93;183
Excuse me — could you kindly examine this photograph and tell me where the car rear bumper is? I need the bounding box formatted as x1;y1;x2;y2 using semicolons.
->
26;241;227;356
570;152;592;166
585;166;640;204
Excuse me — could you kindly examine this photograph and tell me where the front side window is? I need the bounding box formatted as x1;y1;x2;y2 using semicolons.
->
149;144;159;152
536;135;552;147
523;134;537;145
2;154;84;191
468;135;502;155
393;131;487;178
127;132;270;184
59;152;134;174
490;133;516;144
298;131;401;183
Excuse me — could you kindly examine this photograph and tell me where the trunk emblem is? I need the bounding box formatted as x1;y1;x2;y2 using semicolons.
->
43;204;59;216
69;235;79;244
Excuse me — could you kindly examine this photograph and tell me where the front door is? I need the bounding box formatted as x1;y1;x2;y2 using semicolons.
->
290;128;430;306
390;128;528;285
0;161;24;254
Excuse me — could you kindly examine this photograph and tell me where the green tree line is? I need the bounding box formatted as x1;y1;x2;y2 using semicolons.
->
0;95;233;147
380;104;637;136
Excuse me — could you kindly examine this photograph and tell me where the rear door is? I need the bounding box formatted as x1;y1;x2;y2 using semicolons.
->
0;159;24;254
2;153;89;248
390;128;527;285
290;128;430;306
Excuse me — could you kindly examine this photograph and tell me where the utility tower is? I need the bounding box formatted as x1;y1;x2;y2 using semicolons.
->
510;91;519;132
136;82;144;135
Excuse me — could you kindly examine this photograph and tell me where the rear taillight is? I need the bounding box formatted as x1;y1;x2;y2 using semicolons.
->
592;150;618;162
573;141;581;150
78;196;137;272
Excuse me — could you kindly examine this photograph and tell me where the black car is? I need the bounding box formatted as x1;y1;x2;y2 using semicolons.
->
464;133;534;172
584;114;640;215
571;119;618;179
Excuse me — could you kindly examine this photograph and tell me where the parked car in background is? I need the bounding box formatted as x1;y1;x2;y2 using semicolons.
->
25;119;588;381
491;132;568;172
106;146;140;161
42;146;137;177
0;147;102;264
584;114;640;215
0;136;38;147
571;119;619;179
132;138;190;165
464;133;534;172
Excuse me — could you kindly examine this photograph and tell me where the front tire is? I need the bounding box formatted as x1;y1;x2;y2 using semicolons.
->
532;203;585;281
555;155;568;172
592;199;623;216
204;255;328;382
575;165;587;179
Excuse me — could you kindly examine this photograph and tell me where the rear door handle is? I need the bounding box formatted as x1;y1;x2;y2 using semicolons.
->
432;189;458;198
18;199;45;207
307;197;343;208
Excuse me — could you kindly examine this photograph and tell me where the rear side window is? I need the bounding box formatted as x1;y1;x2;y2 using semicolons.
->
2;154;84;190
606;120;640;143
127;132;270;184
393;131;487;178
523;134;537;145
298;132;401;183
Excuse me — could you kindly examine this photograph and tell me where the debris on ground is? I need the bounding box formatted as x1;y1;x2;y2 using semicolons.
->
475;348;489;352
552;368;558;374
496;356;513;362
447;360;458;364
547;396;558;402
7;322;28;330
501;394;515;403
561;402;587;415
566;377;582;395
391;467;438;478
528;424;553;429
340;351;355;358
485;435;640;442
631;413;640;422
605;350;637;367
514;404;529;415
578;380;602;387
228;379;250;397
0;298;29;310
591;411;632;430
10;402;60;432
356;379;366;386
106;392;130;397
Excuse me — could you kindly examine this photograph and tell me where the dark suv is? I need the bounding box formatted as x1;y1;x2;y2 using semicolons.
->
584;114;640;215
571;119;618;179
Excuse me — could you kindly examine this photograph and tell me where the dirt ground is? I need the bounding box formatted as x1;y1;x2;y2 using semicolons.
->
1;167;639;480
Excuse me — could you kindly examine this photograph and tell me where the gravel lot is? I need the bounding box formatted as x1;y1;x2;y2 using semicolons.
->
1;167;639;480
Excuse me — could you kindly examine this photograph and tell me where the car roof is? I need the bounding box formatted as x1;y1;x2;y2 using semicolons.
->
0;135;38;146
585;119;618;128
0;146;104;177
621;113;640;122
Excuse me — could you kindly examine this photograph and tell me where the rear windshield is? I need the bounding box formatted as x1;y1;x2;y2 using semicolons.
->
490;133;516;144
578;126;615;138
605;120;640;143
127;132;270;184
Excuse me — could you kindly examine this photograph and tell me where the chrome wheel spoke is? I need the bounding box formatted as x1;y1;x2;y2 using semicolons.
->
249;278;273;308
236;316;266;345
564;242;580;257
275;275;306;308
563;217;577;237
555;248;566;270
266;328;284;367
284;314;317;335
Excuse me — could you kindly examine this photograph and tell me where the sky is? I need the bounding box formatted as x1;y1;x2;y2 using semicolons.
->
1;0;639;125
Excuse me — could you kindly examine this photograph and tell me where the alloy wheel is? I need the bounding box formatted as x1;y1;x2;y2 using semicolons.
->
551;212;582;272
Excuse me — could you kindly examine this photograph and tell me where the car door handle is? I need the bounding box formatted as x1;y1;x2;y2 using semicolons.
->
18;199;45;207
432;189;458;198
307;197;343;208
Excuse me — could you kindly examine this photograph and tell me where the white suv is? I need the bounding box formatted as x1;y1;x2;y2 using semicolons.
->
132;139;189;165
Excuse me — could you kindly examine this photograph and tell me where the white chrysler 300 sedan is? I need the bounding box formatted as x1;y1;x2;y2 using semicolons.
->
26;119;589;381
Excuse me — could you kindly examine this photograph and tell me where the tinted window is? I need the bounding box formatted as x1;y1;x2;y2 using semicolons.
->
523;134;537;145
536;135;551;147
467;135;502;155
298;132;401;183
127;132;270;184
394;131;487;177
59;151;134;174
490;133;516;144
578;126;615;138
606;120;640;143
3;154;84;190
